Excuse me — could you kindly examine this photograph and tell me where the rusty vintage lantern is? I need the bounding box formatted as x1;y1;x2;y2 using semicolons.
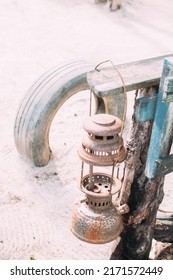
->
71;113;128;244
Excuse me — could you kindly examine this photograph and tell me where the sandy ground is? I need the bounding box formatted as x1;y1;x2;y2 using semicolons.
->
0;0;173;260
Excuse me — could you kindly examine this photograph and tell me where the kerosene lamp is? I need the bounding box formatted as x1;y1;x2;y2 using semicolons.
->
71;111;128;244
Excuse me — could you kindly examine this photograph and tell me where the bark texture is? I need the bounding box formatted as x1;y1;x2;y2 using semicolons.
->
156;244;173;260
154;216;173;243
111;86;167;260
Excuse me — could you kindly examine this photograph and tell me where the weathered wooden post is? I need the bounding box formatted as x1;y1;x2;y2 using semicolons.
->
111;58;173;259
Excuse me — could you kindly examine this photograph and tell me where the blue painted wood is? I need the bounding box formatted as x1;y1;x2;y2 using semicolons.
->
145;58;173;178
163;76;173;102
134;93;157;122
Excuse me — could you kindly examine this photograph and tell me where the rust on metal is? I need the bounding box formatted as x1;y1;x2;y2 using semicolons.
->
71;200;123;244
71;113;127;244
81;173;122;199
78;113;126;166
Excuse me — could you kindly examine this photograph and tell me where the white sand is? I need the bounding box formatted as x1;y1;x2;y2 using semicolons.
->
0;0;173;259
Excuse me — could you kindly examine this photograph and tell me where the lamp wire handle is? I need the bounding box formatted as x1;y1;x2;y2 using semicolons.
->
94;59;127;135
91;60;127;198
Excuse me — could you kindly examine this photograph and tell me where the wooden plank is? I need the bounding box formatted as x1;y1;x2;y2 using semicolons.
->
145;58;173;178
87;54;173;97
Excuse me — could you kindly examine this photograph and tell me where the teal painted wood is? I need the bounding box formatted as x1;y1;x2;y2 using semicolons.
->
134;93;157;122
145;58;173;179
163;76;173;102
